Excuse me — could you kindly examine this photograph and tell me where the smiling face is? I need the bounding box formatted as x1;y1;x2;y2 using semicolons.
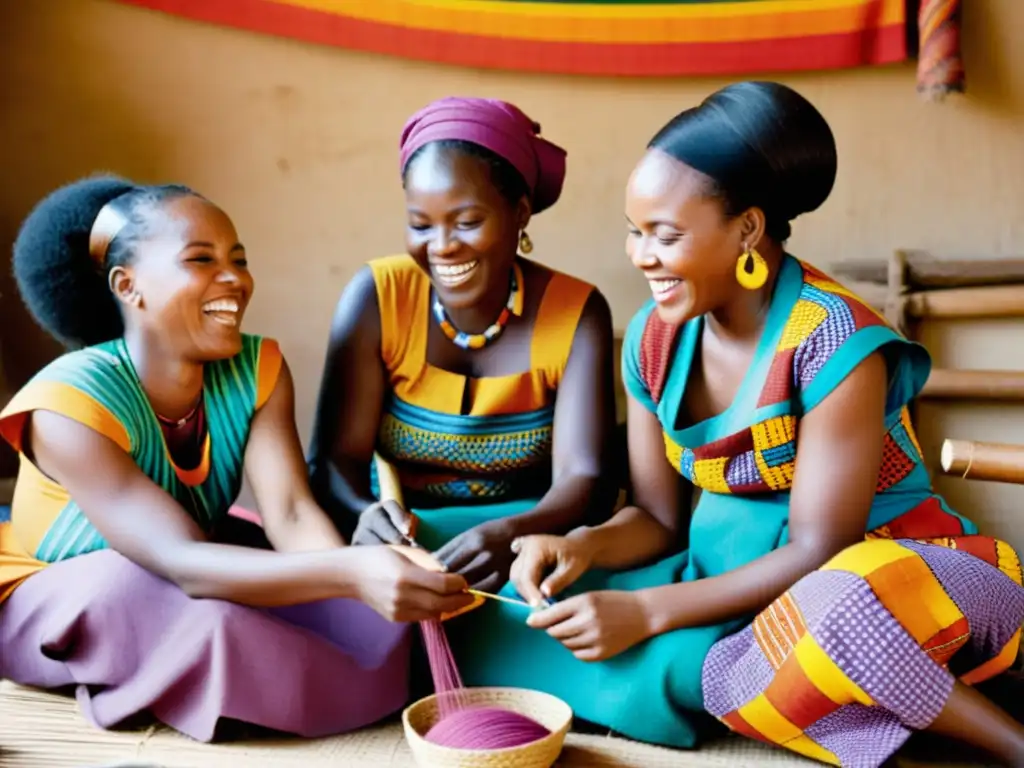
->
403;142;528;313
625;148;749;327
112;195;253;361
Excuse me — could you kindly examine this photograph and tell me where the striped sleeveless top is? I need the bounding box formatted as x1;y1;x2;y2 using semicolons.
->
369;254;594;506
0;334;281;602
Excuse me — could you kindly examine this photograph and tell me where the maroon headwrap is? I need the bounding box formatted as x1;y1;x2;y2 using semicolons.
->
399;97;567;214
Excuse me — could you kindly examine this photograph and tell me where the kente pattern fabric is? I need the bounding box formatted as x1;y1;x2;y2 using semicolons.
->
633;260;926;498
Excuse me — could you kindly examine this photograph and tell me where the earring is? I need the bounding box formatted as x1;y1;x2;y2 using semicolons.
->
518;230;533;255
736;244;768;290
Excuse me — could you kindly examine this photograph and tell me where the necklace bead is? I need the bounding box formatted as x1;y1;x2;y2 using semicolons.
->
433;263;524;350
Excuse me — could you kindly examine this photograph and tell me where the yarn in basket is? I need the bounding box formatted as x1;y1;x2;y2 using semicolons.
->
420;618;551;750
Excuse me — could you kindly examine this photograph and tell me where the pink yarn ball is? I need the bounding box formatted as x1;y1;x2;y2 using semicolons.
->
425;706;551;750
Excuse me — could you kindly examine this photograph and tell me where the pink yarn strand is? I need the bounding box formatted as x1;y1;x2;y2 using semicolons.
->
418;619;552;751
419;619;468;718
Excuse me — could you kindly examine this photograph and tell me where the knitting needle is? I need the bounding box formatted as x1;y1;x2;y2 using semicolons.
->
467;589;532;608
466;589;556;609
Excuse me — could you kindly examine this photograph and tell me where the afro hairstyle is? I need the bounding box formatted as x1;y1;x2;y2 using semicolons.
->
12;175;196;349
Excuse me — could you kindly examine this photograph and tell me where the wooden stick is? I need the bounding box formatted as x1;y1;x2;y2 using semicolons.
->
374;453;421;547
940;439;1024;484
831;252;1024;289
883;250;909;335
904;284;1024;319
374;453;403;504
922;369;1024;401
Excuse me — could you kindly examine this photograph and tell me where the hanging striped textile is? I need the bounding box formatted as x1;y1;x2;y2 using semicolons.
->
115;0;913;78
916;0;965;100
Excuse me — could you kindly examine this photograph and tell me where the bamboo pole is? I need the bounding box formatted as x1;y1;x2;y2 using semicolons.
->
922;369;1024;401
940;439;1024;484
374;453;404;505
373;453;428;546
831;252;1024;289
883;250;909;335
904;284;1024;319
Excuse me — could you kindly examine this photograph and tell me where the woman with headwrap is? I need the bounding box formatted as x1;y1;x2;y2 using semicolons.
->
307;97;616;619
0;177;472;741
480;82;1024;766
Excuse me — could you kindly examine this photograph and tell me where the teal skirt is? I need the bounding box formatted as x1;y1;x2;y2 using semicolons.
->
421;491;793;749
410;498;538;552
407;498;537;699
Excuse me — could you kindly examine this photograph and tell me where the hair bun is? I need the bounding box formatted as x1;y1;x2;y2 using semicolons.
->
713;82;836;220
13;175;138;348
649;81;837;240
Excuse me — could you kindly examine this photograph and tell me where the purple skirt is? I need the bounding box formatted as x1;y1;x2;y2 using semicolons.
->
0;550;412;742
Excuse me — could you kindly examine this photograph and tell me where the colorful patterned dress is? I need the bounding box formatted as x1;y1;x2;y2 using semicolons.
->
0;335;411;742
458;255;1024;767
368;254;595;548
368;254;596;686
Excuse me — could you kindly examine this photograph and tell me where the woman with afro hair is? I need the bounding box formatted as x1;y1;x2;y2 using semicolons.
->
0;176;473;741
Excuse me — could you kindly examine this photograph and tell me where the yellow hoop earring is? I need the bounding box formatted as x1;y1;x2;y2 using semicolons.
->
518;230;533;255
736;246;768;290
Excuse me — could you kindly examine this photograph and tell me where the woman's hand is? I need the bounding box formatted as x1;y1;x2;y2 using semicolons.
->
349;545;473;622
526;590;653;661
509;531;595;606
432;520;517;593
352;499;415;546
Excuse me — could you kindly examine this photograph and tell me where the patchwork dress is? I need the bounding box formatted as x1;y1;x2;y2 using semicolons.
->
458;254;1024;767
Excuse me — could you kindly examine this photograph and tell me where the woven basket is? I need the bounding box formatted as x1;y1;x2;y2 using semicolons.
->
402;687;572;768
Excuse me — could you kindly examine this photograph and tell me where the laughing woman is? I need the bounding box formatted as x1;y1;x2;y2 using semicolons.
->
308;97;617;596
478;82;1024;767
0;177;472;742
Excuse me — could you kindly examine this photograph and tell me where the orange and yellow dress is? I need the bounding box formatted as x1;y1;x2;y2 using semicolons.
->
367;253;595;548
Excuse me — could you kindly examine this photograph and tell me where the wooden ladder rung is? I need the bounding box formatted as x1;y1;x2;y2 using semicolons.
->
940;439;1024;485
922;369;1024;401
905;284;1024;320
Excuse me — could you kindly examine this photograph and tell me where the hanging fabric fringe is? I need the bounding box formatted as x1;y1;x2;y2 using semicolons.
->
916;0;965;101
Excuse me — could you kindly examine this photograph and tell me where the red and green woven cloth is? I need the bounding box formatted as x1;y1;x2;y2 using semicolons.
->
115;0;962;91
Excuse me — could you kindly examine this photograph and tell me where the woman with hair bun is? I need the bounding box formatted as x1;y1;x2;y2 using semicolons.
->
490;82;1024;766
0;177;472;741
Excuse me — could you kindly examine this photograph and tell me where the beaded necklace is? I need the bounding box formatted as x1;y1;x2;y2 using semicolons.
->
433;262;525;350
